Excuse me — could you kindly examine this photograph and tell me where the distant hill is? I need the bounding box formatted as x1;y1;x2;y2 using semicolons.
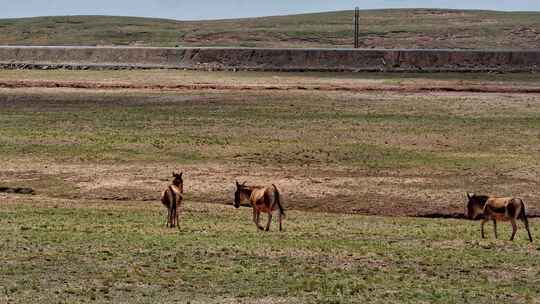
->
1;9;539;49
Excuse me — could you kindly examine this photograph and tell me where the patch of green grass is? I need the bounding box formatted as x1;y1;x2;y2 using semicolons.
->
1;89;540;170
0;200;538;303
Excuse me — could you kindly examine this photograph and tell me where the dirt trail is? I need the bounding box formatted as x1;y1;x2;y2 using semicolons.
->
1;79;540;94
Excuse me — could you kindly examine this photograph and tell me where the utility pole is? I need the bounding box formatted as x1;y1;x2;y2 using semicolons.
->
354;7;360;48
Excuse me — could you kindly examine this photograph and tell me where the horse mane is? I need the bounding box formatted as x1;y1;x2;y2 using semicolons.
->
236;185;251;195
247;185;264;190
472;195;490;206
239;184;264;192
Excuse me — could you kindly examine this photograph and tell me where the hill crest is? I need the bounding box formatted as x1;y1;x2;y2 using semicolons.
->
1;9;539;49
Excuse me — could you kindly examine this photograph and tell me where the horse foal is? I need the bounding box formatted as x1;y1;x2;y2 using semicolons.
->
234;181;285;231
466;193;533;242
160;172;183;229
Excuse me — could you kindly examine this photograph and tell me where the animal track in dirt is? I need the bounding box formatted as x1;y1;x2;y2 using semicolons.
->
0;187;35;195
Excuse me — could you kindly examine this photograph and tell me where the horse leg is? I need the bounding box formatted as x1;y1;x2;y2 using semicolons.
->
171;204;178;228
175;207;180;230
256;211;264;230
510;218;518;241
480;219;488;239
278;212;282;232
174;206;179;229
265;212;272;231
253;208;263;230
492;219;498;239
522;216;533;242
252;208;258;229
171;207;175;228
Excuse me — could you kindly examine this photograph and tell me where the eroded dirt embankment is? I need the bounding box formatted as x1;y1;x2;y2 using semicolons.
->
1;47;540;72
1;79;540;94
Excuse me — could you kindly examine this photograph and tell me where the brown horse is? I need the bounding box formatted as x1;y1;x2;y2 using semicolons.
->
160;172;183;229
466;193;533;242
234;181;285;231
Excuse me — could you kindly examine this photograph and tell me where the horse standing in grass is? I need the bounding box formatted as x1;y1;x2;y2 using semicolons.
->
161;172;183;229
234;181;285;231
466;192;533;242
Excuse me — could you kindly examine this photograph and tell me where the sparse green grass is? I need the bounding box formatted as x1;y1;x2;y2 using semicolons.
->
0;9;539;48
1;199;539;303
1;83;540;170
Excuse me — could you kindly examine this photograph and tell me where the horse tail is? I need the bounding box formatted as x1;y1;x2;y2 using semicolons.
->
168;186;177;224
519;199;528;220
519;198;534;242
166;186;176;208
272;184;285;217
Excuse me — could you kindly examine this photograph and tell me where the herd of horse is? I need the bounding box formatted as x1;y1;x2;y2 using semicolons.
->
160;171;534;242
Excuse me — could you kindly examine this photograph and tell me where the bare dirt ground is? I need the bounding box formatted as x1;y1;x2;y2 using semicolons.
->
2;157;539;218
0;158;442;216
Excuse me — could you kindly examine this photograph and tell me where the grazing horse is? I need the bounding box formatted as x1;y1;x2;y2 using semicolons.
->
466;193;533;242
160;172;183;229
234;181;285;231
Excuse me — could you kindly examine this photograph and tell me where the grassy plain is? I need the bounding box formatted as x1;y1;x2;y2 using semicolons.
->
2;70;540;215
1;70;540;302
1;197;539;303
0;9;539;49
